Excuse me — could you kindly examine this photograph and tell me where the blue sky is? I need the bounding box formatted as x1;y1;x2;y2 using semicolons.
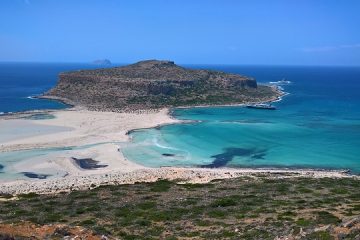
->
1;0;359;65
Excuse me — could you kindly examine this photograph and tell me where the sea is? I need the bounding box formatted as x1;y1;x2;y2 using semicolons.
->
0;63;360;176
0;62;103;114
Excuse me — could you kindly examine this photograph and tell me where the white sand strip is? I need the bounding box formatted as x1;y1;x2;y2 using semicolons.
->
0;108;178;152
0;108;178;184
0;167;357;195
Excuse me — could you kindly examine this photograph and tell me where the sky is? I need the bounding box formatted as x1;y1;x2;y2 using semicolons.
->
0;0;360;65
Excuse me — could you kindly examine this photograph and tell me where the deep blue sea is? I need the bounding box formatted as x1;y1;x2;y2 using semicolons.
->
0;62;106;114
1;63;359;174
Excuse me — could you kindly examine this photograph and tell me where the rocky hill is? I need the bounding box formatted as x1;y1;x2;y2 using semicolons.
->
92;59;112;65
1;177;359;239
44;60;280;111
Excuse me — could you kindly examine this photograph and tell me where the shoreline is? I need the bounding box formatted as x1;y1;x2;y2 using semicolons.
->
173;84;285;110
1;106;359;195
1;82;284;116
35;95;76;109
1;166;358;195
1;86;357;195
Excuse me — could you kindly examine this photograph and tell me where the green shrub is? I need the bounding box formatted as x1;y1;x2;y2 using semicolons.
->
80;219;96;226
315;211;341;225
296;218;313;227
208;209;226;218
307;231;334;240
18;192;38;199
150;180;173;192
211;197;237;207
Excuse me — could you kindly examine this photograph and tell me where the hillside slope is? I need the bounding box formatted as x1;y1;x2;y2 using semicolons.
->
45;60;279;111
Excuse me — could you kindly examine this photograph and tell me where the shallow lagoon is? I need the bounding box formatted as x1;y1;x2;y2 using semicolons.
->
123;66;360;173
0;143;112;181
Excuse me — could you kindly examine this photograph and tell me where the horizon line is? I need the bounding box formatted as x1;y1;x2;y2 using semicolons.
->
0;60;359;68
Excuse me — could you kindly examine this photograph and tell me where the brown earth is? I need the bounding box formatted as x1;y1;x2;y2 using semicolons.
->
0;222;107;240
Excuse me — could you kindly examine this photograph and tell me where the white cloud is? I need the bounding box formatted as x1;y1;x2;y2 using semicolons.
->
300;43;360;52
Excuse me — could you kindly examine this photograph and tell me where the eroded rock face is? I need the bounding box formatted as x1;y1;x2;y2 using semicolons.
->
45;60;276;111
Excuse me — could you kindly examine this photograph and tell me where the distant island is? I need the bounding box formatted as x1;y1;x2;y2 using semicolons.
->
92;59;112;65
43;60;281;111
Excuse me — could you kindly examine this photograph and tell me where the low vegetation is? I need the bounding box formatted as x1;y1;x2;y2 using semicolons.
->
0;177;359;239
45;60;280;111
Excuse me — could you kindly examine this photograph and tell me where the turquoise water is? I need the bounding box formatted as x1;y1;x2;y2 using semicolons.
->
123;66;360;173
0;148;62;180
0;143;116;181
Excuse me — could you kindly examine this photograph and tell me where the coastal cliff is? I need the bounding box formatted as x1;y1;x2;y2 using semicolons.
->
44;60;279;111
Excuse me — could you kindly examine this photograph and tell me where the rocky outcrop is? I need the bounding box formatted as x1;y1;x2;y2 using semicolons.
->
45;60;279;111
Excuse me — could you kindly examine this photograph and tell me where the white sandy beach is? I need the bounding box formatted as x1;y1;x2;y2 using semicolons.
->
0;108;178;152
0;108;358;195
0;108;178;183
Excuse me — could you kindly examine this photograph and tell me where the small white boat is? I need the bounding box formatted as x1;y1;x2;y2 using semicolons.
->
269;78;291;85
246;103;276;110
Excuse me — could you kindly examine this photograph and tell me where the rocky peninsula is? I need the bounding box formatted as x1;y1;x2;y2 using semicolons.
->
43;60;280;111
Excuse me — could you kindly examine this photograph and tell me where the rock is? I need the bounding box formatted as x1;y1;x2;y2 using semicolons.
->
314;225;331;232
54;226;71;236
342;216;360;228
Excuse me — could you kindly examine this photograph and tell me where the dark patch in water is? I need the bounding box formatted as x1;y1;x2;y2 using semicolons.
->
202;147;267;168
61;146;75;151
0;164;3;170
72;157;108;170
221;120;273;124
162;153;175;157
23;113;55;120
22;172;51;179
251;153;266;159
